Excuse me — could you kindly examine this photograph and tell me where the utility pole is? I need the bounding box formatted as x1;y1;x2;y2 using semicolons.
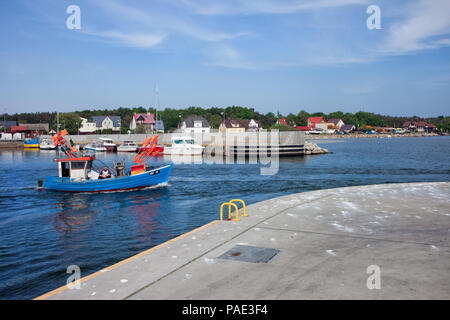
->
3;108;6;133
277;110;281;144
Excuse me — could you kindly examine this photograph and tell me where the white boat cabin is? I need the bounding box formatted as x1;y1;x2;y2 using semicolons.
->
56;156;95;180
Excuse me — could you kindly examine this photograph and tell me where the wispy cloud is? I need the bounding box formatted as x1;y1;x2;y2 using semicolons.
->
88;0;251;46
203;45;258;69
381;0;450;54
84;30;166;48
178;0;369;15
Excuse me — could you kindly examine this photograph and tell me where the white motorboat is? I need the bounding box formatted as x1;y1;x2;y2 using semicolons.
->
99;137;117;152
163;136;204;155
39;138;57;150
117;141;138;152
84;142;107;152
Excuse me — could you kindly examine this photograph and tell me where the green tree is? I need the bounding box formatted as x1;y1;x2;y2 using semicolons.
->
296;110;310;126
209;114;223;128
135;125;146;134
56;113;82;135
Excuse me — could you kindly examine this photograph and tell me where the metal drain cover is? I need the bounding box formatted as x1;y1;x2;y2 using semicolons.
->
218;245;280;263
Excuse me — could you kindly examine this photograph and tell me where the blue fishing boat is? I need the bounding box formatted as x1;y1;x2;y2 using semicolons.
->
40;155;172;192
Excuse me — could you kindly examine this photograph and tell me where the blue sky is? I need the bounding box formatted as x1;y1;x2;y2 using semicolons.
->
1;0;449;117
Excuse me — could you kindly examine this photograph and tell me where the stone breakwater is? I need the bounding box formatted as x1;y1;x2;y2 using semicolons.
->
305;142;328;155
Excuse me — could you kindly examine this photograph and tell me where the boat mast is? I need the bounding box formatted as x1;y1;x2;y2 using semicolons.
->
155;84;159;122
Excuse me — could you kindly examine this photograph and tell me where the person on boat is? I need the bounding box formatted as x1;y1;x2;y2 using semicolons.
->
99;166;112;179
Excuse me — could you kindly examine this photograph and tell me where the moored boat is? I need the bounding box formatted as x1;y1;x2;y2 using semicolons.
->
99;137;117;152
84;142;107;152
39;138;57;150
24;137;40;148
117;140;138;152
163;136;204;155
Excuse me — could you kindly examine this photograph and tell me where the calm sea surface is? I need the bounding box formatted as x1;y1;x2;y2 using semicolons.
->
0;136;449;299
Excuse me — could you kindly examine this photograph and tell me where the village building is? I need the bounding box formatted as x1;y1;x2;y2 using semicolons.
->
402;121;437;133
78;117;97;134
0;121;17;131
154;120;165;133
327;118;345;130
219;118;246;133
340;124;356;133
296;126;312;132
307;117;325;128
92;116;121;132
130;113;155;133
179;115;210;134
315;122;336;133
275;118;289;126
246;119;262;132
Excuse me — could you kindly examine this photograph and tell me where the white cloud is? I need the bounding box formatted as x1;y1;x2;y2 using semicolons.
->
89;0;251;45
204;45;257;69
178;0;369;15
382;0;450;54
84;30;166;48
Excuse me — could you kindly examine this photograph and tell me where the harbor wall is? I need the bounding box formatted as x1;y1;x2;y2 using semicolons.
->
40;131;305;146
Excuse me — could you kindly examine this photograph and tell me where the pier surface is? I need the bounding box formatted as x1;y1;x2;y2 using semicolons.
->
38;182;450;300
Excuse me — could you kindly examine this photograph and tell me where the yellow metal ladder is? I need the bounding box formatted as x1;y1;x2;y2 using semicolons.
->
220;199;247;221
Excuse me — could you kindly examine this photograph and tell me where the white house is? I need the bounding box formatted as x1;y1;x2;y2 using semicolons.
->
179;115;210;134
92;116;121;132
247;119;262;132
327;118;345;130
78;117;97;134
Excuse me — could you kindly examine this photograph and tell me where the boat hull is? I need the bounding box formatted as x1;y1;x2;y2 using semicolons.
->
138;146;164;153
104;145;116;152
117;147;138;152
163;146;204;155
24;137;40;148
84;146;107;152
42;164;172;192
40;144;56;150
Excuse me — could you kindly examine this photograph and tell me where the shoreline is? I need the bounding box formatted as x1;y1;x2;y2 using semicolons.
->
1;132;446;150
306;132;444;140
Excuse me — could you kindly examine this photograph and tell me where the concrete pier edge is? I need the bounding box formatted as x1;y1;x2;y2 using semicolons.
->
35;181;450;300
34;220;219;300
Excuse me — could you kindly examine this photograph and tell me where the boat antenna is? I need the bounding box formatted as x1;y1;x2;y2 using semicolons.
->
155;84;159;122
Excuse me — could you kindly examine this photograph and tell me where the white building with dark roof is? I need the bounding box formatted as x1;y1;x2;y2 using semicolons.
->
179;115;210;134
92;116;121;132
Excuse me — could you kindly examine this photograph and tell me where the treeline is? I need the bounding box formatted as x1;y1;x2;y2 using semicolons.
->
4;106;450;133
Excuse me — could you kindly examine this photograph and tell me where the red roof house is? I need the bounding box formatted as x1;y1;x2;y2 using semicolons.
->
402;121;437;132
10;126;28;133
296;126;311;131
307;117;324;128
276;118;289;126
130;113;155;133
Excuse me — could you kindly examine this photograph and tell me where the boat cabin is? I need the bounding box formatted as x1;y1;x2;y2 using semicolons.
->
172;136;196;145
56;156;96;180
123;140;137;146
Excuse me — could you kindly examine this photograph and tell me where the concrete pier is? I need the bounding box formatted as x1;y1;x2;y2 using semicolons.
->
37;182;450;300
